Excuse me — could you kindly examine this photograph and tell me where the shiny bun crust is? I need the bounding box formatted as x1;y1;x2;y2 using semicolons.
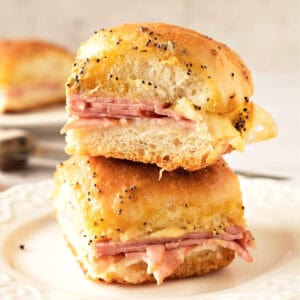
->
66;23;253;114
0;39;74;86
52;156;246;243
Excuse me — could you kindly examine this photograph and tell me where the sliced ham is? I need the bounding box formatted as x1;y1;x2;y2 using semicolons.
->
66;94;194;129
61;117;119;133
7;82;63;97
94;228;253;284
95;231;214;256
69;94;169;119
152;247;186;285
95;227;251;257
145;245;165;273
123;237;253;285
125;246;190;285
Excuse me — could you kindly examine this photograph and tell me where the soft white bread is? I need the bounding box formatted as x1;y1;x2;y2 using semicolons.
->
65;117;233;171
64;23;277;170
52;156;253;284
0;39;74;112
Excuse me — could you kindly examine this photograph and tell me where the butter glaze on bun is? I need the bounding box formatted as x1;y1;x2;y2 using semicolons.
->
53;156;246;241
67;23;253;111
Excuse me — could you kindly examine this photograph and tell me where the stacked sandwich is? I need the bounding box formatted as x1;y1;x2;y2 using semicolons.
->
52;23;277;285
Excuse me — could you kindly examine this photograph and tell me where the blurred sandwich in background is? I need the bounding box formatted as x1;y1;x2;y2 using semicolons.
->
0;39;74;113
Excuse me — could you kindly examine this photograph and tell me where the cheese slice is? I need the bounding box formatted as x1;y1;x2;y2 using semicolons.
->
172;97;277;150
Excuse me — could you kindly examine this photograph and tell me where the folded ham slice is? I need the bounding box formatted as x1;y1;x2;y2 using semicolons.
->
125;245;191;285
66;94;195;129
95;227;254;284
69;94;180;119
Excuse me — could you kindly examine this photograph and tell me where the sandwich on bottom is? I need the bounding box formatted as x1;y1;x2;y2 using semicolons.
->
52;156;254;285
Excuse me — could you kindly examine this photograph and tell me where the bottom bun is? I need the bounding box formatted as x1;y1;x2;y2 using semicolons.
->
104;247;235;285
66;237;234;285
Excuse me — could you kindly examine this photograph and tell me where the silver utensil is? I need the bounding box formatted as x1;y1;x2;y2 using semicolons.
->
235;170;291;181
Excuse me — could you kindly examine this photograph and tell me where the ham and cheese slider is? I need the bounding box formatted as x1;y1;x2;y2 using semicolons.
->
52;156;254;285
63;23;277;171
0;40;74;112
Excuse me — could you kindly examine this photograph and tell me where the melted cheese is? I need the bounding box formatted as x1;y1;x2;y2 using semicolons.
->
172;97;277;150
247;104;278;143
173;97;245;151
150;227;187;238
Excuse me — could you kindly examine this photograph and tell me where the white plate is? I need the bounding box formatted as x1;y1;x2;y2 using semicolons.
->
0;179;299;300
0;105;66;128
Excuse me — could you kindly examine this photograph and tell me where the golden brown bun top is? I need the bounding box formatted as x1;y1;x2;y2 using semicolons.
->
53;156;246;242
0;39;74;86
67;23;253;113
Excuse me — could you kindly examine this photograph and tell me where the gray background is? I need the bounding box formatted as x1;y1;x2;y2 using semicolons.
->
0;0;299;74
